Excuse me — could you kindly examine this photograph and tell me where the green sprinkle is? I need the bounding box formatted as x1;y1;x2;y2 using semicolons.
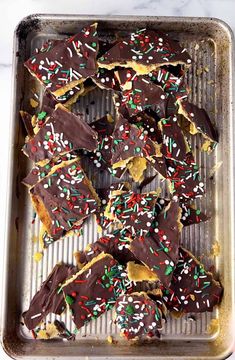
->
165;265;173;276
126;305;135;315
196;209;201;215
65;295;75;305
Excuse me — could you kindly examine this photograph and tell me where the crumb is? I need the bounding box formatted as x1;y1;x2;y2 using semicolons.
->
30;98;39;108
32;235;38;243
194;43;199;51
207;80;214;85
204;66;209;73
33;252;43;262
107;335;117;344
209;161;223;179
211;241;220;257
36;323;59;339
207;318;219;335
107;335;113;344
196;68;203;76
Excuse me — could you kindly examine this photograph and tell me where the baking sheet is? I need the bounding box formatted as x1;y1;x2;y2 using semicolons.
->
1;14;234;359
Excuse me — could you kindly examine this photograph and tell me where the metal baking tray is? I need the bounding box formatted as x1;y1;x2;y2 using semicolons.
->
1;14;234;359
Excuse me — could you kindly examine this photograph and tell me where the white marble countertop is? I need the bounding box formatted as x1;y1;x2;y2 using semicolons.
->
0;0;234;358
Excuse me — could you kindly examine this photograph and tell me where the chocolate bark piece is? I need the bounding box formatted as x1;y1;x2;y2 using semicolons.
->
20;111;34;137
129;236;176;289
104;190;160;237
75;229;137;266
154;197;208;227
87;114;115;171
150;201;182;265
96;182;131;229
23;104;98;164
114;69;167;117
115;292;163;339
23;263;76;330
180;203;208;226
98;28;191;74
129;110;162;143
159;115;188;162
41;220;84;248
148;156;167;178
129;201;182;288
30;159;99;241
32;86;85;130
111;114;160;166
166;152;205;201
165;94;179;117
25;23;99;97
178;101;218;151
62;253;133;329
22;151;80;188
148;67;189;102
92;68;121;91
163;247;223;313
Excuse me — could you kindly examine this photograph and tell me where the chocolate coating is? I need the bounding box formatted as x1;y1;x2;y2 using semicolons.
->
23;105;98;163
25;23;99;94
106;190;159;237
78;229;137;265
166;152;205;201
180;203;208;226
88;115;115;171
62;254;133;329
98;28;191;71
163;247;223;313
96;182;130;229
23;263;76;330
160;115;188;162
31;159;99;240
130;235;176;288
115;293;163;339
129;110;162;144
149;67;189;102
22;151;80;188
115;69;166;117
181;101;218;143
111;114;157;165
20;111;34;137
129;201;181;288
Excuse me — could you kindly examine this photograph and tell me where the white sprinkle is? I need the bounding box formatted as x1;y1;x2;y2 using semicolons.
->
67;46;73;57
31;313;42;319
85;43;96;52
44;184;49;189
160;94;165;99
187;59;192;64
60;193;65;198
